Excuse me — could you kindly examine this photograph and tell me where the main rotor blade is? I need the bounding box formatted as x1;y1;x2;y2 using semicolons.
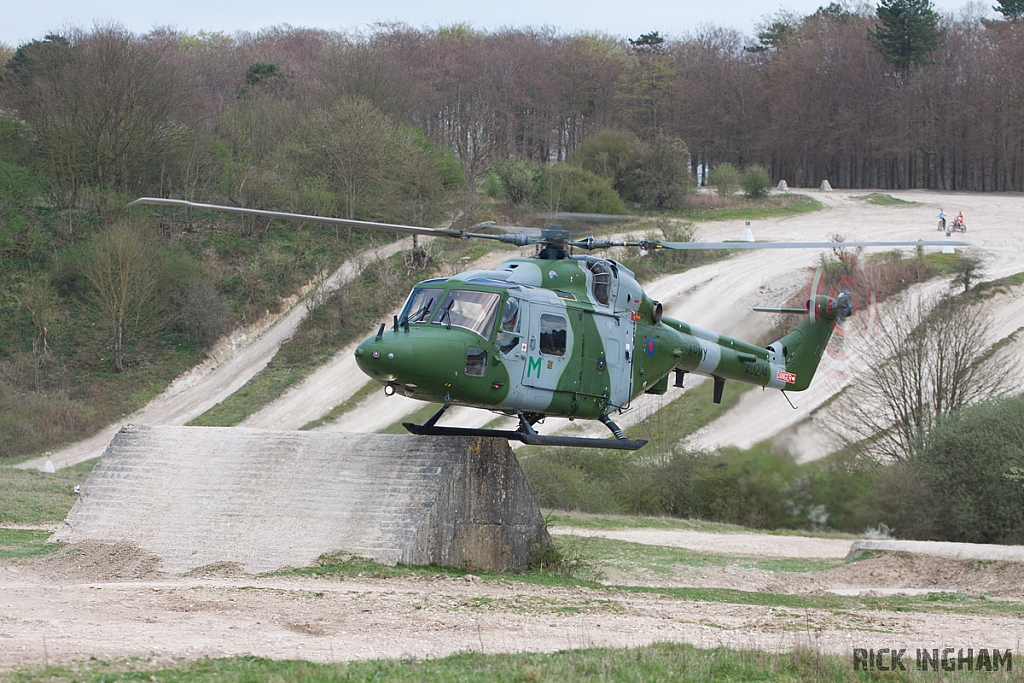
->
537;211;640;223
129;198;534;243
753;307;808;314
652;239;973;250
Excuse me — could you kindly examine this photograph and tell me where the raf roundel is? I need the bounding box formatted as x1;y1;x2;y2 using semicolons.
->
646;337;656;357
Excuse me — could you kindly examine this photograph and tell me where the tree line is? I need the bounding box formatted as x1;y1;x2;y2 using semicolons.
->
1;1;1022;214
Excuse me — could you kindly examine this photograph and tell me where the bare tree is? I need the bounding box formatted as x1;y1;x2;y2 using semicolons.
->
82;223;161;372
842;292;1017;462
14;275;57;389
294;97;400;221
2;26;194;206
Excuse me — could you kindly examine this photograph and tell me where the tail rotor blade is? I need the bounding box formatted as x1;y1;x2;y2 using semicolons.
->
808;265;824;324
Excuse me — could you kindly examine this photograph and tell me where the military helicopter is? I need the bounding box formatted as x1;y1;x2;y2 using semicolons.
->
131;198;969;451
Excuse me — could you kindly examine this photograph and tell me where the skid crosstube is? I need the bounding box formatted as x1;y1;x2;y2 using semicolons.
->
401;422;648;451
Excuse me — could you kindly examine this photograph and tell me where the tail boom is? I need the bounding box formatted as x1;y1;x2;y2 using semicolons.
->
657;294;842;395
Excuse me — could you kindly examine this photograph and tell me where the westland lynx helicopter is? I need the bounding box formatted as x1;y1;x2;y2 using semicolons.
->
132;198;969;450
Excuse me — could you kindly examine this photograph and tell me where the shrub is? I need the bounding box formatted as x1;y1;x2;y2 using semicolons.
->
169;280;229;346
533;164;625;215
570;130;642;200
708;162;741;196
656;446;806;529
521;438;890;533
492;159;536;207
619;219;707;282
633;134;693;209
741;165;772;199
519;451;624;513
871;460;942;540
911;398;1024;544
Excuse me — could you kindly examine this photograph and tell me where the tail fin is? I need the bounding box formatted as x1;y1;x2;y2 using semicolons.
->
768;293;848;391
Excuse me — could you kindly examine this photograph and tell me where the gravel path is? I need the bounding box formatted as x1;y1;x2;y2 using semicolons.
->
2;527;1022;672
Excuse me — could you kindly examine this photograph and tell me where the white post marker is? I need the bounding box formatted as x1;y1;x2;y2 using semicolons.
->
942;232;956;255
42;452;55;474
741;221;755;242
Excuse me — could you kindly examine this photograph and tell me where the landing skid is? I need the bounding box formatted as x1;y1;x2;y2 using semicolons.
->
402;407;648;451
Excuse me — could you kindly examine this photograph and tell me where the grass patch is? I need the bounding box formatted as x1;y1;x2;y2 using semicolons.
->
273;553;470;581
0;342;205;463
922;251;968;276
860;193;914;205
573;535;846;574
0;528;60;559
679;193;824;222
15;644;1024;682
970;270;1024;300
0;459;97;524
6;641;975;683
616;584;1024;617
270;550;1022;619
545;510;859;539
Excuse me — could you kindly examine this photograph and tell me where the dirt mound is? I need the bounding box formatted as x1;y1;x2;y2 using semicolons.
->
793;551;1024;598
183;562;252;579
590;542;1024;598
31;541;166;583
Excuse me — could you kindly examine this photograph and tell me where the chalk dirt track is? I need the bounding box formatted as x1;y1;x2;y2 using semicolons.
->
2;529;1023;671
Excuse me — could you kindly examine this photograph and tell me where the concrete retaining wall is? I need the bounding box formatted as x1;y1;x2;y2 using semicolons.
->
51;425;550;573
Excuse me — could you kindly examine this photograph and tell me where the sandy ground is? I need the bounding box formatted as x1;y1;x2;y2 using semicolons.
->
2;528;1023;672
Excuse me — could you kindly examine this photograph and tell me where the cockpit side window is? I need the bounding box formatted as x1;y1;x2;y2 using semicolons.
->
433;289;502;339
497;296;521;354
400;287;443;325
589;260;612;306
539;313;567;356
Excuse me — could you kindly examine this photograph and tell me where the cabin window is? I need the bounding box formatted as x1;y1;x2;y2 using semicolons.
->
433;289;501;339
465;347;487;376
400;287;443;324
497;296;521;355
539;313;567;356
589;260;612;306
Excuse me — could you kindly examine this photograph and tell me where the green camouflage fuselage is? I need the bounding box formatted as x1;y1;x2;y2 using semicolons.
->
355;255;839;420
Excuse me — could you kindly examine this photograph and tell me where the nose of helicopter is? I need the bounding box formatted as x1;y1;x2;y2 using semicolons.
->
354;333;408;381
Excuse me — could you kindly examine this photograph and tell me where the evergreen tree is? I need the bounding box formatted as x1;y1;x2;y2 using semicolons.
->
994;0;1024;20
869;0;944;73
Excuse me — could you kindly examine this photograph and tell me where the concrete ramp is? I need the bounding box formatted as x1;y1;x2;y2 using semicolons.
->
51;425;550;573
